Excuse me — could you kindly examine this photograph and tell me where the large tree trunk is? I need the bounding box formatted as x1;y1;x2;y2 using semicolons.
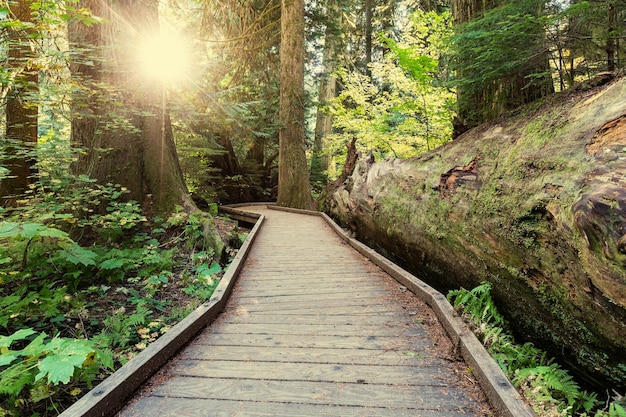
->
69;0;194;213
277;0;314;209
69;0;192;214
1;0;38;205
326;76;626;391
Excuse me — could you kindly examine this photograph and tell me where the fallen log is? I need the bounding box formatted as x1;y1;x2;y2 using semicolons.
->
325;76;626;391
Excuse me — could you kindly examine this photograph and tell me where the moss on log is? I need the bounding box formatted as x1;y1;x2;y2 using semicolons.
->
326;76;626;391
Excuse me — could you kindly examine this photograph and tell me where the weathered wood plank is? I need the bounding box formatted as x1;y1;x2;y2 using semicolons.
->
203;322;421;337
170;360;450;386
232;291;389;304
218;313;417;326
149;377;476;410
119;397;476;417
179;345;443;367
234;287;388;298
191;332;432;351
228;298;397;312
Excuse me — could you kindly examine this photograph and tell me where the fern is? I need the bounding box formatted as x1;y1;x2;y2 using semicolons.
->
448;281;506;328
448;282;608;416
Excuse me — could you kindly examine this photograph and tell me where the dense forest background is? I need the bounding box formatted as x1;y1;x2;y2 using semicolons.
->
1;0;625;415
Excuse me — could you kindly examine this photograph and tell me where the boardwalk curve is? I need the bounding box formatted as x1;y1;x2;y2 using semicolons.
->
118;206;497;417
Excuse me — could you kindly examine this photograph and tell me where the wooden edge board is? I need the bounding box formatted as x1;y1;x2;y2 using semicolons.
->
221;201;276;209
316;212;536;417
218;206;264;225
58;213;266;417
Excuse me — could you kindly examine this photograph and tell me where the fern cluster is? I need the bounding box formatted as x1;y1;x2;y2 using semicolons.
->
448;282;626;416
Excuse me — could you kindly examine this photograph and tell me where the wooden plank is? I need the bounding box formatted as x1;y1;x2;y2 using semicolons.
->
218;312;417;326
233;308;407;317
191;332;432;351
170;359;450;386
232;291;388;304
118;396;476;417
179;345;443;367
229;294;395;307
204;322;422;337
234;287;388;297
226;301;401;314
235;280;386;290
148;376;476;410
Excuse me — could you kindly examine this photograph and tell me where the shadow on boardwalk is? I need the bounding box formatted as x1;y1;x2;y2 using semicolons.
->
118;206;493;416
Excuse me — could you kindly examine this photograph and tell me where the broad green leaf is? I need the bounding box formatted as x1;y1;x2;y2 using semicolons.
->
0;328;36;349
0;352;20;367
0;361;35;396
35;338;94;385
58;244;97;266
15;223;47;240
206;262;222;275
100;258;126;269
0;223;21;239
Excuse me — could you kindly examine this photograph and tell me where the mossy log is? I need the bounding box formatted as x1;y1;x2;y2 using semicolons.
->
326;76;626;391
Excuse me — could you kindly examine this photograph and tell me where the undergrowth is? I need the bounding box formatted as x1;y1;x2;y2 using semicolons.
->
0;161;243;416
448;282;626;417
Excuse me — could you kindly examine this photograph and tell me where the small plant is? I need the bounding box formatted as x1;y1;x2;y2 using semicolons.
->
0;329;113;416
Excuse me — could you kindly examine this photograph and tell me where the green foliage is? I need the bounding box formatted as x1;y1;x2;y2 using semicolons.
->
0;329;107;414
0;141;226;414
452;0;550;85
447;282;621;416
594;403;626;417
327;10;454;177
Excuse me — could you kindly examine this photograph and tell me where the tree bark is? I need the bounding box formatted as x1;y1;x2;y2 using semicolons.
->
277;0;314;209
1;0;38;205
312;0;341;175
326;77;626;391
69;0;193;214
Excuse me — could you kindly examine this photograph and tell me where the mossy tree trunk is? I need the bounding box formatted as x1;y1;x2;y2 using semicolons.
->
277;0;314;209
69;0;193;214
326;77;626;391
1;0;38;205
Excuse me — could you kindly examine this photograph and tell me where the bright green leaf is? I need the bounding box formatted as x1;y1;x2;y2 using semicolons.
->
0;328;36;349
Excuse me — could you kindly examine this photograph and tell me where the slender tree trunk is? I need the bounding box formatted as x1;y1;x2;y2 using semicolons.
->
69;0;193;214
1;0;38;205
607;1;617;71
277;0;313;209
364;0;373;77
312;0;341;175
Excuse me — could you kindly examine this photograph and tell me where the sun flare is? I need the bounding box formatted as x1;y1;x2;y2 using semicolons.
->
137;29;193;84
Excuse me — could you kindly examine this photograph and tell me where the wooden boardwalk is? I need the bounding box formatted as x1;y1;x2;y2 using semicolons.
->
117;206;491;417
